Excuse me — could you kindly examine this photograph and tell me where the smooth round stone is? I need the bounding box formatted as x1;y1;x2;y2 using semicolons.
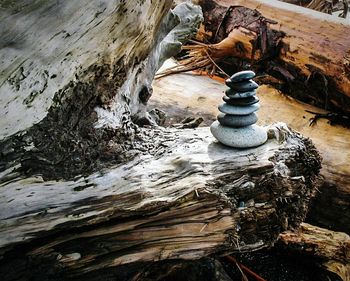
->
218;103;260;115
228;70;255;83
210;121;267;148
225;89;257;99
225;79;259;92
218;113;258;127
223;95;259;106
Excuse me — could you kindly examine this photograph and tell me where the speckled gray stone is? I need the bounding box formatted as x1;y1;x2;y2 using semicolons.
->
217;113;258;127
225;79;259;92
223;95;259;106
228;70;255;83
210;121;267;148
218;103;260;115
225;89;257;99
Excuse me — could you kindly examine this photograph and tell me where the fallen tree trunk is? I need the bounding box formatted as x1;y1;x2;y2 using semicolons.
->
169;0;350;114
151;65;350;234
279;223;350;281
0;124;321;280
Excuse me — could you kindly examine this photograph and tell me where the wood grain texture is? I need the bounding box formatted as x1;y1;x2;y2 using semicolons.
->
0;0;173;140
0;1;204;181
0;124;321;278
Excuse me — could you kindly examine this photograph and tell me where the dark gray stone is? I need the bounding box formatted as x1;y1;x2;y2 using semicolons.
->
225;89;257;99
228;70;255;83
218;103;260;115
217;113;258;127
225;79;259;92
223;95;259;106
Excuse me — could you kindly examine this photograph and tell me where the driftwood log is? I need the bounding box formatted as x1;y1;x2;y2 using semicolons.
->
0;125;321;280
279;223;350;281
167;0;350;115
151;64;350;234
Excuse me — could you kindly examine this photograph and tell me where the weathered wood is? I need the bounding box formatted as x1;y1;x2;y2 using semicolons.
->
170;0;350;114
151;64;350;233
0;0;168;181
0;0;203;181
0;124;321;279
279;223;350;281
0;0;168;139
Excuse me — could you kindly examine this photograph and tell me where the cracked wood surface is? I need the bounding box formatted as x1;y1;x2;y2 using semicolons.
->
0;124;321;278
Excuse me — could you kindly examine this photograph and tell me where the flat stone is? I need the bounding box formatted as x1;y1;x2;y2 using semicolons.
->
218;103;260;115
228;70;255;83
223;95;259;106
210;121;267;148
225;79;259;92
225;89;257;99
218;113;258;127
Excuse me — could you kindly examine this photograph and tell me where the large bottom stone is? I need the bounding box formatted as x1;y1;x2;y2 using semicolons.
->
210;121;267;148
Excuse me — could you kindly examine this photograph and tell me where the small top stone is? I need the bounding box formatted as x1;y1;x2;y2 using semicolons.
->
227;70;255;83
225;79;259;92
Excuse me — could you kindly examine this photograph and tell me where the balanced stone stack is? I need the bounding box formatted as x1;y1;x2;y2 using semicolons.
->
210;70;267;148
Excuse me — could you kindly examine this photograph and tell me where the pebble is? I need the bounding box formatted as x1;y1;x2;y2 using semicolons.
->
226;79;259;92
223;95;259;106
218;113;258;127
227;70;255;83
210;121;268;148
225;89;257;99
218;103;260;115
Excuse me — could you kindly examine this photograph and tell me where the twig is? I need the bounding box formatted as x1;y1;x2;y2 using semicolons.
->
155;58;210;79
203;49;230;78
187;39;209;47
225;255;268;281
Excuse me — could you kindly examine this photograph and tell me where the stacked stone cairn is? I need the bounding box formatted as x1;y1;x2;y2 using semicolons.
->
210;70;267;148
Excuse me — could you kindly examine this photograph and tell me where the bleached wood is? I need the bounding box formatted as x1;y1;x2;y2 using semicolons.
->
0;124;320;277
